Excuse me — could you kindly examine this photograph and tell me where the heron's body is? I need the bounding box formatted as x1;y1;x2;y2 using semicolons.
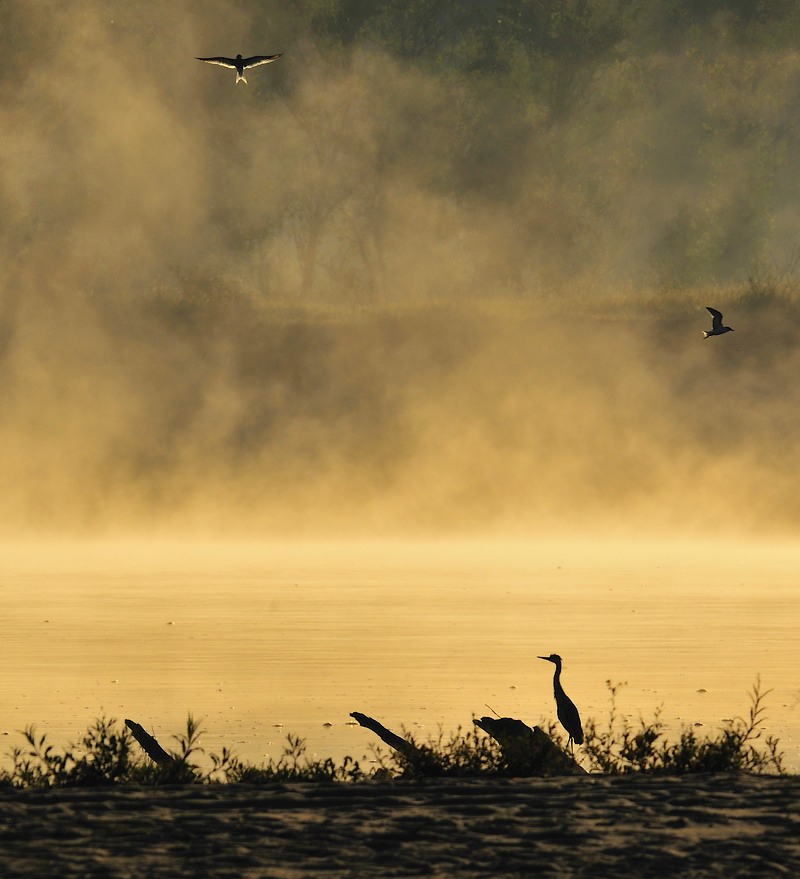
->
539;653;583;751
196;53;283;84
703;306;734;338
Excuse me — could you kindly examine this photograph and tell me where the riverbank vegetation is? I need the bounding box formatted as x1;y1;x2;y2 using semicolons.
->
0;680;785;787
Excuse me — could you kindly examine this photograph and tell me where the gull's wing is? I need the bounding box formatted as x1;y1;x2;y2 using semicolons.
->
706;306;724;330
196;56;238;68
241;53;283;69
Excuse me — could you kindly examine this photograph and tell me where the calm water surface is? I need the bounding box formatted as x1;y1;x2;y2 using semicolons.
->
1;539;798;771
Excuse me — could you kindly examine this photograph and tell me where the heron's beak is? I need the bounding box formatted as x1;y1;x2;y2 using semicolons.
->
537;656;550;662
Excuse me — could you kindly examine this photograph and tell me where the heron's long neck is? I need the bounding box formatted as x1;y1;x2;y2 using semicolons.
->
552;663;563;694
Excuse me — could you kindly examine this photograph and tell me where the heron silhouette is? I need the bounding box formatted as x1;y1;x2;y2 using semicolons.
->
196;53;283;84
539;653;584;753
703;306;734;338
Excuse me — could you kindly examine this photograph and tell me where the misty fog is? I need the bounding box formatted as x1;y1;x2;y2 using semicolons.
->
3;1;800;536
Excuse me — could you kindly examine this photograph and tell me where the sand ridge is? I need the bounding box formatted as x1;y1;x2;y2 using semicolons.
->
1;773;797;877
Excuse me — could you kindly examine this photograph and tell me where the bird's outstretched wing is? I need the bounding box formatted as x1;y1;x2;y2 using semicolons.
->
196;56;238;68
242;54;283;68
706;306;724;330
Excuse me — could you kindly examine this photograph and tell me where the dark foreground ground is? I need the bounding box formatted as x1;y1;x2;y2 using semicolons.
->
1;773;797;878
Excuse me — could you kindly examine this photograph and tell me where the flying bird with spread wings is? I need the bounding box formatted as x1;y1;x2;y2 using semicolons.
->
196;53;283;84
703;306;734;338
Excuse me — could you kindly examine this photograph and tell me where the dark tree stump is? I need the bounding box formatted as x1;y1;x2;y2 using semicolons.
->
474;716;587;776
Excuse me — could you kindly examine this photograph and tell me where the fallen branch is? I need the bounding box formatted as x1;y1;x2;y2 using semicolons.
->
349;713;419;759
349;712;441;775
125;719;174;766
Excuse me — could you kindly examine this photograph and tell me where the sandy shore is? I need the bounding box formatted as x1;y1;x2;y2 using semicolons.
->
1;773;797;878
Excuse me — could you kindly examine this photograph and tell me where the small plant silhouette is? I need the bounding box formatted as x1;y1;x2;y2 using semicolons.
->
580;677;784;775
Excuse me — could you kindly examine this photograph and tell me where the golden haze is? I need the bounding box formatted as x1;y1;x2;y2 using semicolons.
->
1;3;800;540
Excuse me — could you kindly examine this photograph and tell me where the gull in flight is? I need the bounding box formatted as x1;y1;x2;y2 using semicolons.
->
703;307;734;338
196;53;283;84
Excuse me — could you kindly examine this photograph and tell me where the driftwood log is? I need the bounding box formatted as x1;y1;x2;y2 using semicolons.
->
474;716;587;776
125;719;174;766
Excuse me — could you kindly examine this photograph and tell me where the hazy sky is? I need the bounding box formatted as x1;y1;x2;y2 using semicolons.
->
2;1;800;537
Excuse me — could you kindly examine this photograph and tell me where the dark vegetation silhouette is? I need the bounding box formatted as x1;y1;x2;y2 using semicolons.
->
582;677;785;774
0;680;785;787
